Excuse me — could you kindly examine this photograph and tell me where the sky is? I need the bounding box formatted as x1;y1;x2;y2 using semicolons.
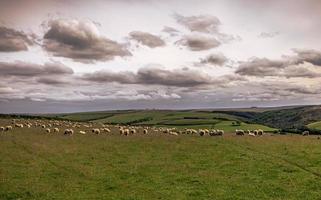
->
1;0;321;113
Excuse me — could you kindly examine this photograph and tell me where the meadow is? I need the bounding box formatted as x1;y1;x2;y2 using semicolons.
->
0;118;321;200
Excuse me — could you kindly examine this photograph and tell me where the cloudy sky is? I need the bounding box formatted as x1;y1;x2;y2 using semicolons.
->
1;0;321;113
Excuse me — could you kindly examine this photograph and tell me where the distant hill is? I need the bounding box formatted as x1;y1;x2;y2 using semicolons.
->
2;105;321;133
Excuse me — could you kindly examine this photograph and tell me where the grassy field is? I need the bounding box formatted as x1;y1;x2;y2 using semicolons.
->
307;121;321;130
0;119;321;199
56;110;276;132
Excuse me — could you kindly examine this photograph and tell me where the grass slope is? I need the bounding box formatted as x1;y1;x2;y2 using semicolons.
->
307;121;321;130
0;121;320;199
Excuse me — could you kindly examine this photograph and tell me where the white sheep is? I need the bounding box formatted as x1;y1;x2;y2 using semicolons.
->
247;130;256;137
170;131;178;136
92;128;100;134
130;129;136;135
235;129;245;136
15;123;24;128
64;129;74;135
143;129;148;134
45;128;51;133
216;130;224;136
302;131;309;136
198;129;205;136
0;127;4;132
5;126;13;131
79;131;86;134
53;128;59;133
257;129;264;136
124;129;129;136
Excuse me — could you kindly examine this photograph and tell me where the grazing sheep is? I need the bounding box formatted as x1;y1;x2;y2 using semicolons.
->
216;130;224;136
163;129;170;134
170;131;178;136
41;125;46;129
119;129;125;135
253;130;258;136
302;131;309;136
103;128;110;133
92;128;101;134
0;127;4;132
209;129;217;136
143;129;148;134
257;129;264;136
64;129;74;135
235;129;245;136
123;129;130;136
247;130;256;137
130;129;136;135
45;128;51;133
198;129;205;136
53;128;59;133
5;126;13;131
15;123;24;128
79;131;86;134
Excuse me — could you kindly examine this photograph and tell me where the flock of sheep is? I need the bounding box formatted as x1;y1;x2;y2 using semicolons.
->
0;119;311;137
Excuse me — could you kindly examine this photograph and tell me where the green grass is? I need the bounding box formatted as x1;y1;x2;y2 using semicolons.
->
307;121;321;130
58;112;115;122
0;119;320;199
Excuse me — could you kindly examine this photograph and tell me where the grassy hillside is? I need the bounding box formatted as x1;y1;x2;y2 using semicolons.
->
307;121;321;130
4;105;321;133
0;119;320;199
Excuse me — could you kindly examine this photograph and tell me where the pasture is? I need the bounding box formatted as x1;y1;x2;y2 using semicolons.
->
0;118;321;200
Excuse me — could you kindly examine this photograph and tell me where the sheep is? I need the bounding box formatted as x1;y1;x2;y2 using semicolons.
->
302;131;309;136
41;125;46;129
64;129;74;135
53;128;59;133
235;129;245;136
92;128;101;134
5;126;13;131
103;128;110;133
247;130;256;137
15;123;24;128
26;124;31;128
163;129;170;134
45;128;51;133
119;129;125;135
143;129;148;134
169;131;178;136
216;130;224;136
257;129;264;136
79;131;86;135
253;130;258;136
0;127;4;132
124;129;130;136
130;129;136;135
198;129;206;136
209;129;217;136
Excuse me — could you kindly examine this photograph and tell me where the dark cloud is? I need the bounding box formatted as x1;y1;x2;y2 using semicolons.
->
174;14;221;33
43;19;131;63
236;50;321;78
235;58;286;77
176;35;220;51
36;77;69;85
129;31;165;48
293;49;321;66
162;26;180;36
82;66;214;87
0;61;73;77
200;53;228;66
0;26;34;52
